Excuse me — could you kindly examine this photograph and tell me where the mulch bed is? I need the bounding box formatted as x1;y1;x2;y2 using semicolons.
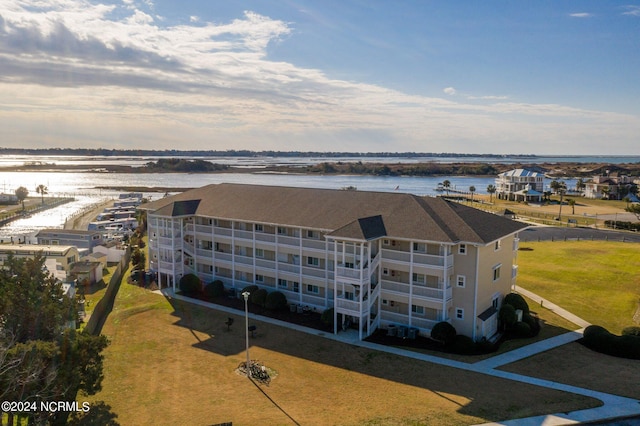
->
188;292;330;332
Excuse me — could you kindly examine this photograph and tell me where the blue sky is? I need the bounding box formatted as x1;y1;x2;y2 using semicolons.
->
1;0;639;154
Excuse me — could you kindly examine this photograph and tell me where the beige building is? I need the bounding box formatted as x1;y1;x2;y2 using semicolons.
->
0;244;80;280
140;184;528;341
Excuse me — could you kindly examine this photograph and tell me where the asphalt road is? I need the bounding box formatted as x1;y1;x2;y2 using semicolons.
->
519;225;640;243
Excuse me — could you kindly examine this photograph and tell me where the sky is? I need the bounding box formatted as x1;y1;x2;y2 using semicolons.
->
1;0;639;154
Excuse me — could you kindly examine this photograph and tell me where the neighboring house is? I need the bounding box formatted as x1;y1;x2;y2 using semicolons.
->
93;240;128;263
584;173;636;200
82;251;108;271
36;229;104;256
87;217;139;231
0;245;80;279
70;260;103;286
495;169;545;202
0;193;18;204
140;183;528;342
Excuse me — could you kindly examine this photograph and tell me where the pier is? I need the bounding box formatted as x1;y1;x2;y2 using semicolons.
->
0;197;75;227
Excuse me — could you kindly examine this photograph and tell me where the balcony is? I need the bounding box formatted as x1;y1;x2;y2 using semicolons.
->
195;224;211;234
335;298;363;314
302;239;326;250
255;258;275;269
255;233;276;243
235;255;253;266
302;266;326;279
214;251;232;263
196;247;212;258
234;229;253;240
277;235;300;247
278;262;300;274
213;226;232;237
336;265;369;281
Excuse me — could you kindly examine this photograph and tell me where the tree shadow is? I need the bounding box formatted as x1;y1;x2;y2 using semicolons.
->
67;401;119;426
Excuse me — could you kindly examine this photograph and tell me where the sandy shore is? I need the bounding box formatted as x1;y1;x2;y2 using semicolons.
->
64;199;115;230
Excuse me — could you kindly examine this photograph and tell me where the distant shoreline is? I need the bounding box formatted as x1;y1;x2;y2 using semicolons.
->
1;159;639;179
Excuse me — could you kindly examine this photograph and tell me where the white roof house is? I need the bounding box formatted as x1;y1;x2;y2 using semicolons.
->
495;169;544;202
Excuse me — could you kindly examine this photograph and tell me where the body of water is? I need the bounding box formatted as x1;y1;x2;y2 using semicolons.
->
0;154;605;239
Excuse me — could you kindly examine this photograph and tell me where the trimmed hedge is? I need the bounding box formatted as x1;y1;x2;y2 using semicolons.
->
179;273;201;296
431;321;457;347
265;291;288;311
504;293;530;315
204;280;225;299
250;288;268;307
321;308;334;328
240;285;259;298
622;326;640;337
582;325;640;360
499;304;517;330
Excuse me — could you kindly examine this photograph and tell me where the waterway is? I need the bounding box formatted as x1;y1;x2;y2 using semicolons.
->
1;153;624;240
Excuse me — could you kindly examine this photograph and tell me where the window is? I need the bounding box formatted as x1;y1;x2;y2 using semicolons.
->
255;248;264;258
493;264;502;282
456;308;464;320
344;261;354;269
344;291;354;300
382;299;388;305
492;295;500;310
412;273;425;284
306;284;319;294
307;256;319;266
495;239;502;250
382;268;389;276
306;230;317;239
458;244;467;255
411;304;424;315
413;242;426;253
255;274;264;283
277;226;286;235
278;278;288;289
456;275;466;288
292;282;299;293
383;239;390;246
255;224;263;232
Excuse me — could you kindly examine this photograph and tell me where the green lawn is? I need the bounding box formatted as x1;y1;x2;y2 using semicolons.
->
517;240;640;333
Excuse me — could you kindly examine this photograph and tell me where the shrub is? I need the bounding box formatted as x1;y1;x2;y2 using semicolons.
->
265;291;288;311
499;304;517;330
431;321;456;346
504;293;530;315
179;273;201;296
521;312;541;336
451;334;476;354
250;288;268;307
321;308;334;328
240;285;259;298
622;326;640;337
513;321;532;337
204;280;225;299
583;325;640;360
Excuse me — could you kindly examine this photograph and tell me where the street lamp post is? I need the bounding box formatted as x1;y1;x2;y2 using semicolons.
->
242;291;251;378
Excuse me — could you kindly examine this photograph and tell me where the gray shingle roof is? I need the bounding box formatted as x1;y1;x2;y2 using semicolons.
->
140;183;528;244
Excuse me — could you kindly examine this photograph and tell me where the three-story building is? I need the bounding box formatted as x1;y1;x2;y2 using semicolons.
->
140;183;527;341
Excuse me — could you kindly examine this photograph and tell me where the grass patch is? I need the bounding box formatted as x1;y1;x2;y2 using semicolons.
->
88;287;600;425
517;241;640;333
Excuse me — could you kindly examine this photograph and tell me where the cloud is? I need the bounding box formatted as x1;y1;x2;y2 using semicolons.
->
189;15;199;23
0;0;637;154
622;5;640;16
569;12;593;18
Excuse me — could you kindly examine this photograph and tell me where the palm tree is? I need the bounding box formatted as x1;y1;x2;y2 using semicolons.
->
36;184;48;205
575;178;586;194
568;198;576;214
486;184;496;202
15;186;29;211
556;181;567;220
442;180;451;196
469;186;476;202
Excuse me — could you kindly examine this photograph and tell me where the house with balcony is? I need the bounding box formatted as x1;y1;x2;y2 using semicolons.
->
583;173;637;200
139;183;528;342
495;169;544;202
